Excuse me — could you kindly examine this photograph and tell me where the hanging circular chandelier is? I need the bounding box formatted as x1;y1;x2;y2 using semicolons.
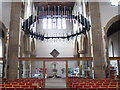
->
22;4;91;41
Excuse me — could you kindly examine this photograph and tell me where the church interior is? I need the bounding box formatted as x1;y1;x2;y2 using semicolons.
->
0;0;120;89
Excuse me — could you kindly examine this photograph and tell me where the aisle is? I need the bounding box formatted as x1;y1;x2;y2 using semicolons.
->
45;78;67;88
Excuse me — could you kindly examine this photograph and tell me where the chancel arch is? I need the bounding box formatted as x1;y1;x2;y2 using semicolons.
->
104;14;120;78
104;14;120;59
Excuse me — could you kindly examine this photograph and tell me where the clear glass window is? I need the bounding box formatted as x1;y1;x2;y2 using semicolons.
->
43;18;47;29
43;18;66;29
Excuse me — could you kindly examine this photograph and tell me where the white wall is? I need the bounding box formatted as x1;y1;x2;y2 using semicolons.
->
99;2;119;29
36;40;73;57
36;19;73;57
1;2;11;29
0;2;11;57
0;0;2;22
108;31;120;57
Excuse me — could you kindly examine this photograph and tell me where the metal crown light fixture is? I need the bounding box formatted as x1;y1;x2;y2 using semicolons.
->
22;4;91;41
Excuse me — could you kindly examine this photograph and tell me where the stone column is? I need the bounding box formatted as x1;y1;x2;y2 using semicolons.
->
79;34;87;77
87;31;93;78
7;2;22;79
31;38;36;57
23;35;31;78
87;31;92;57
89;2;106;78
30;38;36;78
73;37;79;57
79;34;86;57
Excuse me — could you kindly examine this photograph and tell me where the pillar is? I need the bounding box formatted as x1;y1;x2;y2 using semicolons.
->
23;35;31;78
73;37;79;57
79;34;87;77
7;2;22;79
79;34;86;57
87;31;93;78
89;2;106;78
31;38;36;57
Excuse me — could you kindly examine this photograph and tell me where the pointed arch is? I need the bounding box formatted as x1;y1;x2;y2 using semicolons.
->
0;21;7;31
104;14;120;33
104;14;120;60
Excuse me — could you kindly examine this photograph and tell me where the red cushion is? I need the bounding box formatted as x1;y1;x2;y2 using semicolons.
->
30;85;37;88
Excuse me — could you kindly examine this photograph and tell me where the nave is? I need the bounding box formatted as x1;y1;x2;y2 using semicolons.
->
0;0;120;90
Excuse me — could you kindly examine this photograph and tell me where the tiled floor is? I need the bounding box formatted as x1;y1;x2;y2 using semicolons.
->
45;78;66;88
